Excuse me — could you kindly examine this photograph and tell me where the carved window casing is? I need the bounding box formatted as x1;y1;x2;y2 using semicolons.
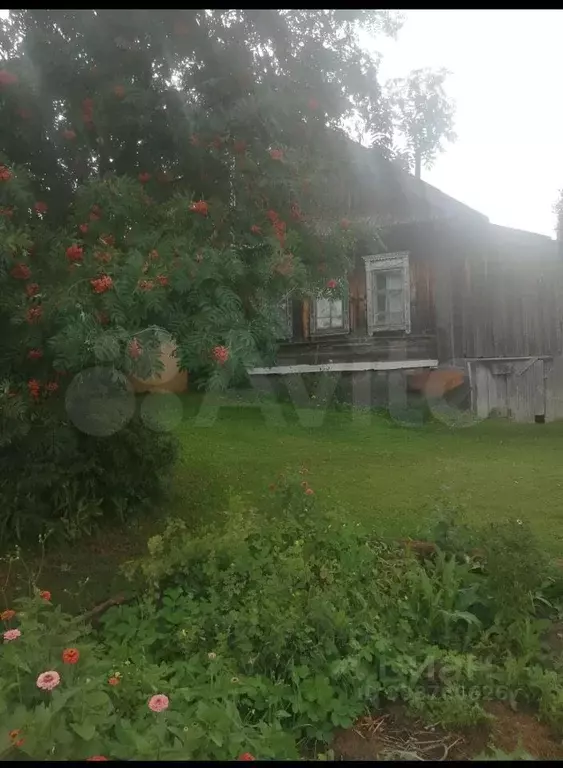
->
363;252;411;334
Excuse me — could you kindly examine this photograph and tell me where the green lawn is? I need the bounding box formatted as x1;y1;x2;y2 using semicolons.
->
173;393;563;550
6;392;563;612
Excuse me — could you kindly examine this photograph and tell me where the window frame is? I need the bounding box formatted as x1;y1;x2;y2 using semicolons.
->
276;293;293;340
363;252;411;334
310;289;350;337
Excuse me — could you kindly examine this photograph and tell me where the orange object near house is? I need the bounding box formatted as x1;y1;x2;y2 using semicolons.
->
129;341;188;394
409;368;466;397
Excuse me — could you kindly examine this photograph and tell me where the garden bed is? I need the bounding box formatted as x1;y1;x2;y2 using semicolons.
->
3;474;563;761
333;701;563;761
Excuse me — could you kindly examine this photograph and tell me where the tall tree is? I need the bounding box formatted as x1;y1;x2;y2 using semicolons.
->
0;10;402;202
384;67;457;179
0;10;402;541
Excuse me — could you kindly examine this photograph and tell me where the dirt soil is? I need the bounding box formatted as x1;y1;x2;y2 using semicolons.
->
332;701;563;761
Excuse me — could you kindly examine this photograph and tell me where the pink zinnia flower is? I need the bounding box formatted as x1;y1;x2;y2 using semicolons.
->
148;694;169;712
305;487;314;496
36;670;60;691
3;629;21;642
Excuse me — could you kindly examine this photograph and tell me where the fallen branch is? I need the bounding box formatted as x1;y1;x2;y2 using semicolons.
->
78;593;134;625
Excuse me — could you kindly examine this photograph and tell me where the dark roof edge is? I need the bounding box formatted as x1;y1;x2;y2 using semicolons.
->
490;222;557;243
343;136;489;224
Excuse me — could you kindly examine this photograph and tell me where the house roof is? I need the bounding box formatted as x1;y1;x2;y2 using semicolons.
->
491;223;556;247
331;135;556;248
490;223;558;262
342;138;489;227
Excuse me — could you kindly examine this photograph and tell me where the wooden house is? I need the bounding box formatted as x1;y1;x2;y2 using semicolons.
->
249;140;563;423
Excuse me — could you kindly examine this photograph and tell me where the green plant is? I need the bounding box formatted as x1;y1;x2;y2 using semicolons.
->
5;475;563;759
406;684;489;728
428;506;478;556
0;416;178;544
101;476;563;746
475;744;534;761
401;549;484;649
480;520;551;622
0;592;298;761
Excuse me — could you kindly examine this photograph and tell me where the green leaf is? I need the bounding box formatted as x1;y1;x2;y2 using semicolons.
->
71;721;96;741
12;657;31;674
51;688;79;714
209;731;223;747
84;690;111;709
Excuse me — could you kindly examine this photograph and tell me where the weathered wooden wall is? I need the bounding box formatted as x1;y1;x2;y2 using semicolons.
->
279;216;563;369
468;358;547;423
433;221;563;362
275;335;437;366
469;356;563;423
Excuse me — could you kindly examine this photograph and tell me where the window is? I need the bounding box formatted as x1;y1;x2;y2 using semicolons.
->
316;297;343;330
311;293;349;335
364;252;410;334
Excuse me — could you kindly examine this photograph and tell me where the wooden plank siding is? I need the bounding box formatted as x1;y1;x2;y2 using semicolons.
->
433;221;563;361
277;215;563;369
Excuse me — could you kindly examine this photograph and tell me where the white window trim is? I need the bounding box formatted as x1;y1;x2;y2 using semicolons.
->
277;293;293;340
363;252;411;335
311;294;349;336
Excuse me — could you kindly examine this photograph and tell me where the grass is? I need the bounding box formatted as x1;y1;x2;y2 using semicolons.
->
5;391;563;612
173;393;563;549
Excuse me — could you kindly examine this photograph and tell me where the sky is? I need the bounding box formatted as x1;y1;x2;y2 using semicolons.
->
369;9;563;238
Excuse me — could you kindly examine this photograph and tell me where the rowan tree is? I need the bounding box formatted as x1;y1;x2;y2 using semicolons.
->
0;9;402;541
